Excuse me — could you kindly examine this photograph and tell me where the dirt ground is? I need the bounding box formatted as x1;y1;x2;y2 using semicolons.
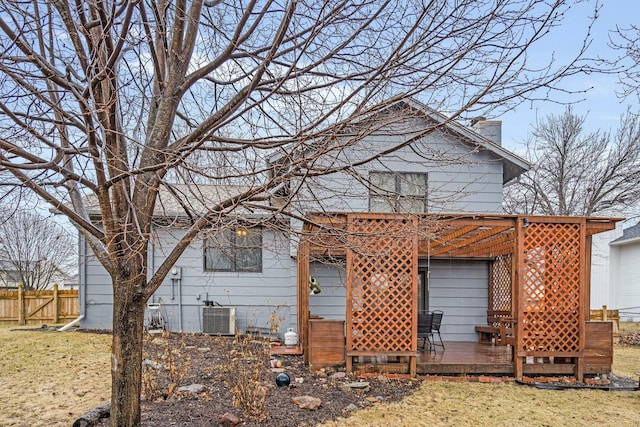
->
88;330;640;427
95;332;420;427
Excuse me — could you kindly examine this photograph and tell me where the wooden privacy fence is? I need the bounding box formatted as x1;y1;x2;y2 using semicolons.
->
590;305;620;335
0;284;79;325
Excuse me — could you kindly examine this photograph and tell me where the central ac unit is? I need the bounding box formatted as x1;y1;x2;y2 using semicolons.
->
202;306;236;335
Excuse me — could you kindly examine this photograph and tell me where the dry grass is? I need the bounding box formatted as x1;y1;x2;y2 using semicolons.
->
321;381;640;427
0;325;111;427
615;321;640;379
323;323;640;427
1;324;638;427
619;321;640;334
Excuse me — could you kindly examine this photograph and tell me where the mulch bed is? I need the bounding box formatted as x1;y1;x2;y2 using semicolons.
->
94;332;420;427
87;329;640;426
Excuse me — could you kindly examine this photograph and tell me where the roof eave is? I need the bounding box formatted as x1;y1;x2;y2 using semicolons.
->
610;235;640;246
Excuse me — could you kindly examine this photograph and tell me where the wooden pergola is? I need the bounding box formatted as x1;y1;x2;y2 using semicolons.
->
296;212;620;379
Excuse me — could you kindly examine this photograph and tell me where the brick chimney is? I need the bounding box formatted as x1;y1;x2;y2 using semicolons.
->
471;118;502;146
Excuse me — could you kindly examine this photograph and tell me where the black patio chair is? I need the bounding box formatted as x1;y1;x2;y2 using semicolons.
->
430;310;445;350
417;311;434;352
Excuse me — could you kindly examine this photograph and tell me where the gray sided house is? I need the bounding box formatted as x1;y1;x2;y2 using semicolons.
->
609;222;640;321
77;99;530;341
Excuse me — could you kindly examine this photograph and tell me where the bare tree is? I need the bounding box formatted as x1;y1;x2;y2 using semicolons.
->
609;23;640;100
0;1;598;424
503;106;640;216
0;209;76;291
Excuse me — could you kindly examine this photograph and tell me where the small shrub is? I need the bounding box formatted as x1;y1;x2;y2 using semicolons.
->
142;331;191;400
226;333;270;420
267;305;284;342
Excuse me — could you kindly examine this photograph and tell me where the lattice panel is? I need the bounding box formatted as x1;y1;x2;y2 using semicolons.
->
347;216;416;353
490;254;512;326
520;222;582;354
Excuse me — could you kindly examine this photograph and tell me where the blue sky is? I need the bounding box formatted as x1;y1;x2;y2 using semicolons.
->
499;1;640;151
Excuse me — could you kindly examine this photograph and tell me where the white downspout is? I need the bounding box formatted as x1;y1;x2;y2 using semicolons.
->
58;232;87;332
58;315;84;331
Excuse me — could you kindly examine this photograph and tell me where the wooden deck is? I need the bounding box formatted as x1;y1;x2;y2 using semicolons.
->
350;341;579;376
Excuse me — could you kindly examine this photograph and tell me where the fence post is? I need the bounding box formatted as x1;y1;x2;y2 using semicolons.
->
53;284;59;324
17;285;25;325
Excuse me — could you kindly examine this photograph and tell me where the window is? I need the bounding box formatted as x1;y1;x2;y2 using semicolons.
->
369;172;428;213
204;228;262;272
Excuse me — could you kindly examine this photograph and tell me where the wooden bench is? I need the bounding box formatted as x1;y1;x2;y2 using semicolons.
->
498;318;516;347
475;325;500;343
476;317;516;346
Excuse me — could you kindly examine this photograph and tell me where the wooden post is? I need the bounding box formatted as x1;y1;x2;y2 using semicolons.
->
576;357;584;382
515;356;523;380
297;227;311;364
602;305;608;322
410;356;417;378
584;234;592;323
17;284;25;325
53;284;59;324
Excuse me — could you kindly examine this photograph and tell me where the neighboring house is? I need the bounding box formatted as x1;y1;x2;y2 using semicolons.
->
609;222;640;321
78;98;530;339
59;272;79;290
0;261;22;290
0;260;72;291
589;221;623;309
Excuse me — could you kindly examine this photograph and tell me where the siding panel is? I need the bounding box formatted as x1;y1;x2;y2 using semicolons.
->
307;263;347;320
428;259;489;341
80;112;512;335
80;229;298;335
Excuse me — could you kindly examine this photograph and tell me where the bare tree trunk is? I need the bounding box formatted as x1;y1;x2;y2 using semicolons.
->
110;277;147;427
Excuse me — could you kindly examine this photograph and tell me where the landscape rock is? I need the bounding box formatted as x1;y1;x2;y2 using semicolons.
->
178;384;206;393
346;381;369;389
219;412;242;426
142;359;162;370
292;395;322;410
619;332;640;346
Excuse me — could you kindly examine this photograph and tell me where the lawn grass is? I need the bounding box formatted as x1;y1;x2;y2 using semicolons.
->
0;323;638;427
615;321;640;380
323;322;640;427
322;381;640;427
0;325;111;427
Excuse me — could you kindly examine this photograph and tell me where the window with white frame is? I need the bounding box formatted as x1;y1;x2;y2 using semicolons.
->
203;227;262;272
369;172;428;213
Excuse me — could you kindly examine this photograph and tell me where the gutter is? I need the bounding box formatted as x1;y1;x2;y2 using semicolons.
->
610;235;640;246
